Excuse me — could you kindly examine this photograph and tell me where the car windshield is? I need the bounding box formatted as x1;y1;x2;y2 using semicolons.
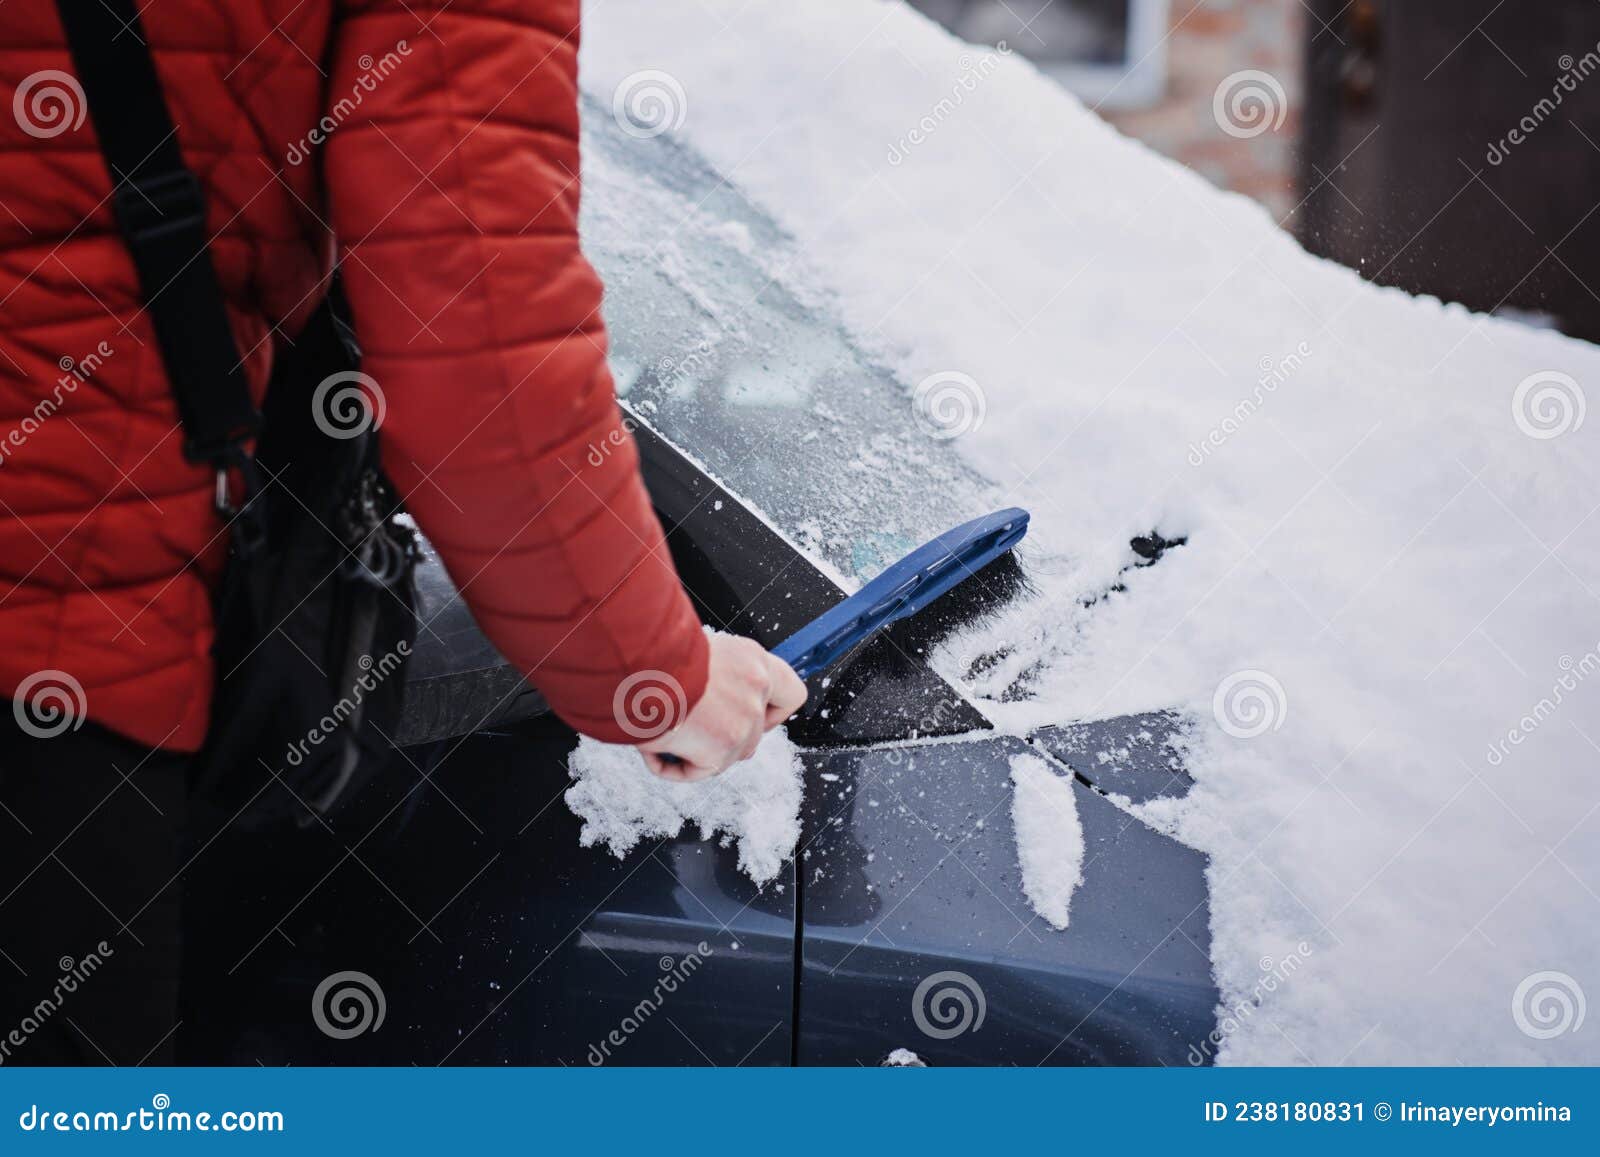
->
579;97;1003;587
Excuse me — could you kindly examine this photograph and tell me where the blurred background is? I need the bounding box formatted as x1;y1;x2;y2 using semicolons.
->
907;0;1600;343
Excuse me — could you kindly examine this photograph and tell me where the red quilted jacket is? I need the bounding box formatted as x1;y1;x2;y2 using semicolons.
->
0;0;709;750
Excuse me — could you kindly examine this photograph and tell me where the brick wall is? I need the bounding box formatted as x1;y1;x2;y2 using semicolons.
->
1103;0;1306;222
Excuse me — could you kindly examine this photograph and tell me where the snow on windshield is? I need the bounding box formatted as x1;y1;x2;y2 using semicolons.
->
582;0;1600;1064
580;99;1002;585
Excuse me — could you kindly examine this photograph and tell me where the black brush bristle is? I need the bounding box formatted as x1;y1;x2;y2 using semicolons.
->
876;548;1032;673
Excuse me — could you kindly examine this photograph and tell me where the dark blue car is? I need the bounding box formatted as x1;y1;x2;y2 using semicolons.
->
180;100;1219;1067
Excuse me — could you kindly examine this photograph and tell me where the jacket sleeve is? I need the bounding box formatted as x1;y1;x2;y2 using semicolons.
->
323;0;708;742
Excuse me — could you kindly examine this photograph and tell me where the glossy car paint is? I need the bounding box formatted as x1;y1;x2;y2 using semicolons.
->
181;722;794;1066
797;737;1214;1066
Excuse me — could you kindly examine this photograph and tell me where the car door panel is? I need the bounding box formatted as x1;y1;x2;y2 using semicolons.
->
181;726;794;1066
795;737;1217;1065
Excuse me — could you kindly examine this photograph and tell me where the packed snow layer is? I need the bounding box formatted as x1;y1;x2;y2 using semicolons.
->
565;730;803;885
582;0;1600;1063
1008;753;1084;931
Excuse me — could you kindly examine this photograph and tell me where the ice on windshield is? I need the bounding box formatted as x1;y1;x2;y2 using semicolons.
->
580;99;1004;586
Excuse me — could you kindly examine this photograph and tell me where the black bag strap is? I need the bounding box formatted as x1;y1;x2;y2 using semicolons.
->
54;0;260;467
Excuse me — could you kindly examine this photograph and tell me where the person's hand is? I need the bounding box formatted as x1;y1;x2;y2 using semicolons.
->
637;635;807;782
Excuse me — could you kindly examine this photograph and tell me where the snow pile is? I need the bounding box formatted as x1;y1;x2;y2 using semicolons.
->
1008;753;1084;931
565;730;803;885
582;0;1600;1063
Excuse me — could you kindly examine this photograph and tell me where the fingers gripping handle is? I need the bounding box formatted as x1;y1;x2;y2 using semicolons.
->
655;508;1030;767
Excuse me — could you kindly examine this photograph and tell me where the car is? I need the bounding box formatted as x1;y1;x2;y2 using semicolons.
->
177;96;1219;1068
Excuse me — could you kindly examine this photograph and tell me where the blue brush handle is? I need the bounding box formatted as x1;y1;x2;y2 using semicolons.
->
652;508;1028;767
773;507;1030;679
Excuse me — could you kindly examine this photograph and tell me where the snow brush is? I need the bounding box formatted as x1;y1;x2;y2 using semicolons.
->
655;508;1028;768
773;507;1030;679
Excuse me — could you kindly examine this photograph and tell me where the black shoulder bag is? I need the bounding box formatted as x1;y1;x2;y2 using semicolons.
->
56;0;419;828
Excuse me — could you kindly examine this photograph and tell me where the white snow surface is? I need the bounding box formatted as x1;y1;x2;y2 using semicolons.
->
565;730;803;886
582;0;1600;1063
1008;753;1085;931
